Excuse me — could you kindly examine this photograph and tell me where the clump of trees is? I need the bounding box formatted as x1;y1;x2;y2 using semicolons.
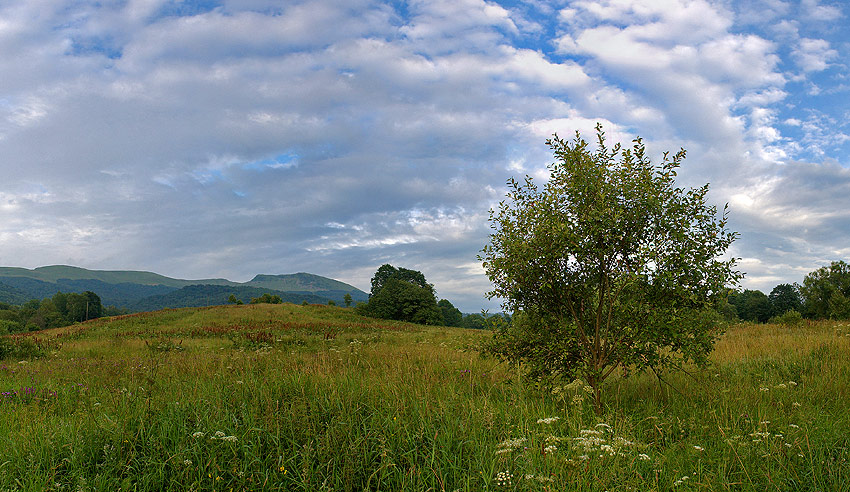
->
481;126;741;412
357;264;472;327
249;293;282;304
727;260;850;323
0;291;103;333
356;264;442;325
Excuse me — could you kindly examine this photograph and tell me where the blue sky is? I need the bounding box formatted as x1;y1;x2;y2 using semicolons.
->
0;0;848;312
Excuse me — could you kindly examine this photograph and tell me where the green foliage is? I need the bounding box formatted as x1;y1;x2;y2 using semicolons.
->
0;336;51;360
369;264;431;297
134;284;328;311
769;283;802;317
728;289;772;323
768;309;803;326
0;319;23;334
800;261;850;320
250;293;282;304
358;265;441;325
481;125;741;411
437;299;463;327
343;292;353;307
460;313;486;330
356;278;442;325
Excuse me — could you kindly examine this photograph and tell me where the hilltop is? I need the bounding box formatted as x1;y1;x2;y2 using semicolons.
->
0;265;368;311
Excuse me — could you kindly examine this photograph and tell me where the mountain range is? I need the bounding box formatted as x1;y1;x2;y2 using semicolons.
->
0;266;368;311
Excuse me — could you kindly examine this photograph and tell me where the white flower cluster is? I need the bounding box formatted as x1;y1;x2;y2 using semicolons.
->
496;437;527;455
536;416;560;424
494;471;513;487
570;423;641;459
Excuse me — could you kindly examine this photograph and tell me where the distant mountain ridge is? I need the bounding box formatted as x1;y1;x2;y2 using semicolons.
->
0;265;368;311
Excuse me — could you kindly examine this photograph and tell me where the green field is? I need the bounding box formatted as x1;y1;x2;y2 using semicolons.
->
0;304;848;491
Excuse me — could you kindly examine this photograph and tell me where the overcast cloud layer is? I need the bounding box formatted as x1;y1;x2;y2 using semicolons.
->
1;0;848;312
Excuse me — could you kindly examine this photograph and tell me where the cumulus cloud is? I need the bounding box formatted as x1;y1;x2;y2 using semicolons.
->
791;38;838;72
1;0;849;310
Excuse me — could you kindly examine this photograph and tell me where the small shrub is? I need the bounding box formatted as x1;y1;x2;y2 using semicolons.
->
0;336;51;360
769;309;803;326
145;338;184;352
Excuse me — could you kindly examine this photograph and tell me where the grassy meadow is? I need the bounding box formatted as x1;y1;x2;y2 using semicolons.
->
0;303;848;491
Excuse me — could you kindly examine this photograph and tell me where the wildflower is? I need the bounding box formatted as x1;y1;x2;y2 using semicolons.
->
792;402;802;408
789;424;800;429
212;431;226;439
775;383;787;389
183;459;192;466
221;435;238;443
543;445;557;453
693;445;704;451
497;437;527;449
536;417;560;424
192;432;205;439
638;453;651;461
789;381;798;387
673;476;690;487
759;387;770;392
494;471;513;486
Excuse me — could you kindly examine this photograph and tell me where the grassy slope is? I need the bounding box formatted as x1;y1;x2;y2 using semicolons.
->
0;307;848;491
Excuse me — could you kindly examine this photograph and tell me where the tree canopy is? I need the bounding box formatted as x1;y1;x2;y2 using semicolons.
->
481;125;741;411
370;264;432;297
800;260;850;320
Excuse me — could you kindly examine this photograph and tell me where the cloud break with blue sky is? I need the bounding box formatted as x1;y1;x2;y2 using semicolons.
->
0;0;848;312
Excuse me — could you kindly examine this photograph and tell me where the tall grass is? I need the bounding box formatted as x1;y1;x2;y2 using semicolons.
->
0;305;847;490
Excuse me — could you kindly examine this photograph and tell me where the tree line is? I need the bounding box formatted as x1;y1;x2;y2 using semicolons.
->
0;291;106;333
725;260;850;323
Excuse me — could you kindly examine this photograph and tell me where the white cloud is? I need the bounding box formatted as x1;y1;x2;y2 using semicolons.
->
791;38;838;72
0;0;848;311
801;0;842;21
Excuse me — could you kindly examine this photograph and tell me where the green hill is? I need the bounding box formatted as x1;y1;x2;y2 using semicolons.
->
0;265;235;287
132;285;334;312
0;265;367;311
247;273;366;294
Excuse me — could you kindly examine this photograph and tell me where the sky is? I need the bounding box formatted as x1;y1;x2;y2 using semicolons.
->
0;0;848;312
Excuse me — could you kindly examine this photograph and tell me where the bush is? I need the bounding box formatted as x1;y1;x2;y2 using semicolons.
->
0;336;51;360
0;319;23;334
769;309;803;326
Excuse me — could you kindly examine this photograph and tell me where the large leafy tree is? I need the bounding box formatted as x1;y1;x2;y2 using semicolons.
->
481;125;741;412
437;299;463;327
768;283;802;318
370;264;431;297
800;261;850;319
358;265;441;325
357;278;442;325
